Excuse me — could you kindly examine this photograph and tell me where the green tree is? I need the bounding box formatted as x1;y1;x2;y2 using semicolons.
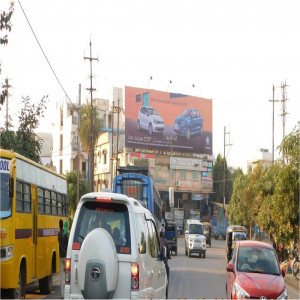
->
66;170;89;222
0;96;48;163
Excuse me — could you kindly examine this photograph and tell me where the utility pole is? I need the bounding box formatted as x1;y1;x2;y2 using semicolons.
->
84;39;98;192
281;81;288;140
223;126;232;215
110;101;115;191
269;85;280;163
76;84;81;204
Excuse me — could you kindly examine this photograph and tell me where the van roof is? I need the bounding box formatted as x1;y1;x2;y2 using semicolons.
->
80;192;150;214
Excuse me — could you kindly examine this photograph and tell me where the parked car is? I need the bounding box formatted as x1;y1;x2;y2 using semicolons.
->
185;219;206;258
174;108;203;140
64;192;168;299
165;221;177;255
226;240;288;299
137;106;164;135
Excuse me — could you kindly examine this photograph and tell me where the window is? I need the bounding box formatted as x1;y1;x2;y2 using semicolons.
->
135;214;147;254
16;181;31;213
57;193;63;215
38;188;44;213
45;190;51;214
147;220;160;259
59;160;63;174
102;149;107;164
180;169;186;179
192;171;198;180
136;94;141;102
51;192;57;215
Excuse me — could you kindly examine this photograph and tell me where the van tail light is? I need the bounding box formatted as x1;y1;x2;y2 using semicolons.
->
95;197;112;202
65;258;71;284
131;263;139;290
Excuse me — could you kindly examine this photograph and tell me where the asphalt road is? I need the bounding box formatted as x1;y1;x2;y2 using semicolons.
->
23;238;299;299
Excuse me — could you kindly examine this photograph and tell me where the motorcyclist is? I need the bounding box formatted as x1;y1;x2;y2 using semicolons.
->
159;227;171;280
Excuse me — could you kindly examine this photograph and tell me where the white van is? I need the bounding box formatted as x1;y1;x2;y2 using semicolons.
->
64;192;168;299
185;219;206;258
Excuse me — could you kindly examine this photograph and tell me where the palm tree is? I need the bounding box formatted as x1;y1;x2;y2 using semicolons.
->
80;99;102;155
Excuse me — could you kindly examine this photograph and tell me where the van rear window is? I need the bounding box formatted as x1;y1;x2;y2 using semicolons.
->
73;201;131;254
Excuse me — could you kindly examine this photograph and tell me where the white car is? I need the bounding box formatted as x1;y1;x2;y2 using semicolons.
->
185;219;206;258
64;192;168;299
137;106;164;135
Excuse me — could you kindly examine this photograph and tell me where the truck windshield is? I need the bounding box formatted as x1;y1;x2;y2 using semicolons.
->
189;224;203;235
0;172;12;219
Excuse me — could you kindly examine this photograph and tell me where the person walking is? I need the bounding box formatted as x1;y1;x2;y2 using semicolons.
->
58;219;68;298
159;227;171;280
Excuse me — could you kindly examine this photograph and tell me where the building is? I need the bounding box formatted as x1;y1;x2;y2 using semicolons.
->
247;148;273;171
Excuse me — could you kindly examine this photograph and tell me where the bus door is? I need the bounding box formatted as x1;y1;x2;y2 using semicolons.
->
31;186;37;279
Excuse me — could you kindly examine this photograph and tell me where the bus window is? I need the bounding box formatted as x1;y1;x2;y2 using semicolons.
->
0;168;11;219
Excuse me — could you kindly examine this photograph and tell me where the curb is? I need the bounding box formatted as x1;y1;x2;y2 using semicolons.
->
284;273;300;291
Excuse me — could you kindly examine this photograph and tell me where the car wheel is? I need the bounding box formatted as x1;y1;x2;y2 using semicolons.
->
188;248;191;258
137;120;140;131
199;253;202;258
199;125;203;136
174;249;177;256
186;127;191;140
78;228;118;299
148;123;153;135
203;252;206;258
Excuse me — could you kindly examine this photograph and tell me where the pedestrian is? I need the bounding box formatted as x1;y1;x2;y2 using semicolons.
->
159;227;171;280
58;219;68;298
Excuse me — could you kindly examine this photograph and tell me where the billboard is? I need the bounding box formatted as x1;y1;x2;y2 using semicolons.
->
125;86;212;154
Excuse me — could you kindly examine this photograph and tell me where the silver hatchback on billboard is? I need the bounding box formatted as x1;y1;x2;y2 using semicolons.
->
137;106;164;135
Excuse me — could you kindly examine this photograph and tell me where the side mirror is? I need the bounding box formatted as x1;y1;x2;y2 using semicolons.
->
185;230;189;235
163;246;167;259
226;262;234;272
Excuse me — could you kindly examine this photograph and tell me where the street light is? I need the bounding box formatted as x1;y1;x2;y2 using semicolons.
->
147;76;153;89
167;80;172;92
167;135;177;209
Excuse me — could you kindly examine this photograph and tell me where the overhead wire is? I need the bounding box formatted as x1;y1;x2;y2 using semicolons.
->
18;0;76;108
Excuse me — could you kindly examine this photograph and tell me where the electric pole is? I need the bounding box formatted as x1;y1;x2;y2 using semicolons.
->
269;85;280;163
281;81;288;140
223;126;232;215
84;39;98;192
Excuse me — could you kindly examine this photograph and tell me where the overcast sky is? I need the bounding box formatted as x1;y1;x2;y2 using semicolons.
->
1;0;299;171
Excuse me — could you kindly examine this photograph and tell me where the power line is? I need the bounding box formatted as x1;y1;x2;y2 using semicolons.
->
18;0;75;107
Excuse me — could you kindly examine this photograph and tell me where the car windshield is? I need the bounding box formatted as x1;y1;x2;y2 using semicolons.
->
189;224;203;235
148;108;158;116
0;161;12;219
232;231;246;243
182;109;191;117
73;201;131;254
237;246;280;275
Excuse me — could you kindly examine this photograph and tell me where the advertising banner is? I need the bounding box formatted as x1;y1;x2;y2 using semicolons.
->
125;86;212;154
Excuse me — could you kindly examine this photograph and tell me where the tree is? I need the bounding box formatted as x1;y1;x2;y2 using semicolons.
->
79;100;102;152
0;96;48;163
1;2;14;105
66;170;89;223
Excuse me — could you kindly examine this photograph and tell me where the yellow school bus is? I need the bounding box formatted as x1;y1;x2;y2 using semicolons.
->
0;149;68;298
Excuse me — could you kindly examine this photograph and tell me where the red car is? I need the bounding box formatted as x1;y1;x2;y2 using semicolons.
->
226;240;288;299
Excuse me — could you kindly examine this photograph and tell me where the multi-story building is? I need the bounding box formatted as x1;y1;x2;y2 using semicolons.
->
247;148;273;171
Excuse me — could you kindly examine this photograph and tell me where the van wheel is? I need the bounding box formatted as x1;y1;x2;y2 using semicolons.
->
137;120;141;131
199;125;203;136
188;249;191;258
39;264;53;294
185;248;187;256
174;249;177;256
203;253;206;258
199;253;202;258
10;265;26;299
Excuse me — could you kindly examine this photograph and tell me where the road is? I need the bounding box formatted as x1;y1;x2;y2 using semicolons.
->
24;238;299;299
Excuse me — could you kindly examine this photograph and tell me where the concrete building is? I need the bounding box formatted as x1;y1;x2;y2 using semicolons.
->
247;148;273;171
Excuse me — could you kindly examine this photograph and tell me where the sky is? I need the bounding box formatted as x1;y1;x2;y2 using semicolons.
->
1;0;299;172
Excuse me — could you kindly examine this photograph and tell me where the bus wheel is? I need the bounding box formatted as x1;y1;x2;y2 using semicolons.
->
39;264;53;294
10;265;26;299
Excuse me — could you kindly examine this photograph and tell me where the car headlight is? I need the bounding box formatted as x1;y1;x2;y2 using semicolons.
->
234;282;250;299
277;288;288;299
0;245;13;261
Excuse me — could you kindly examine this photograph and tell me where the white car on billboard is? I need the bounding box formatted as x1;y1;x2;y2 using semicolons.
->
137;106;164;135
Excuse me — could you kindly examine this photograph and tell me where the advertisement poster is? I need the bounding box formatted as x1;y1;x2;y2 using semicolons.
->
125;86;213;154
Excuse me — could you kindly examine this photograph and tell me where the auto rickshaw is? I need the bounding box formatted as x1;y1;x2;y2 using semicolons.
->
202;222;212;247
226;225;247;262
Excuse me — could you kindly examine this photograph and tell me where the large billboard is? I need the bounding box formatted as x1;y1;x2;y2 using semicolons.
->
125;86;213;154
